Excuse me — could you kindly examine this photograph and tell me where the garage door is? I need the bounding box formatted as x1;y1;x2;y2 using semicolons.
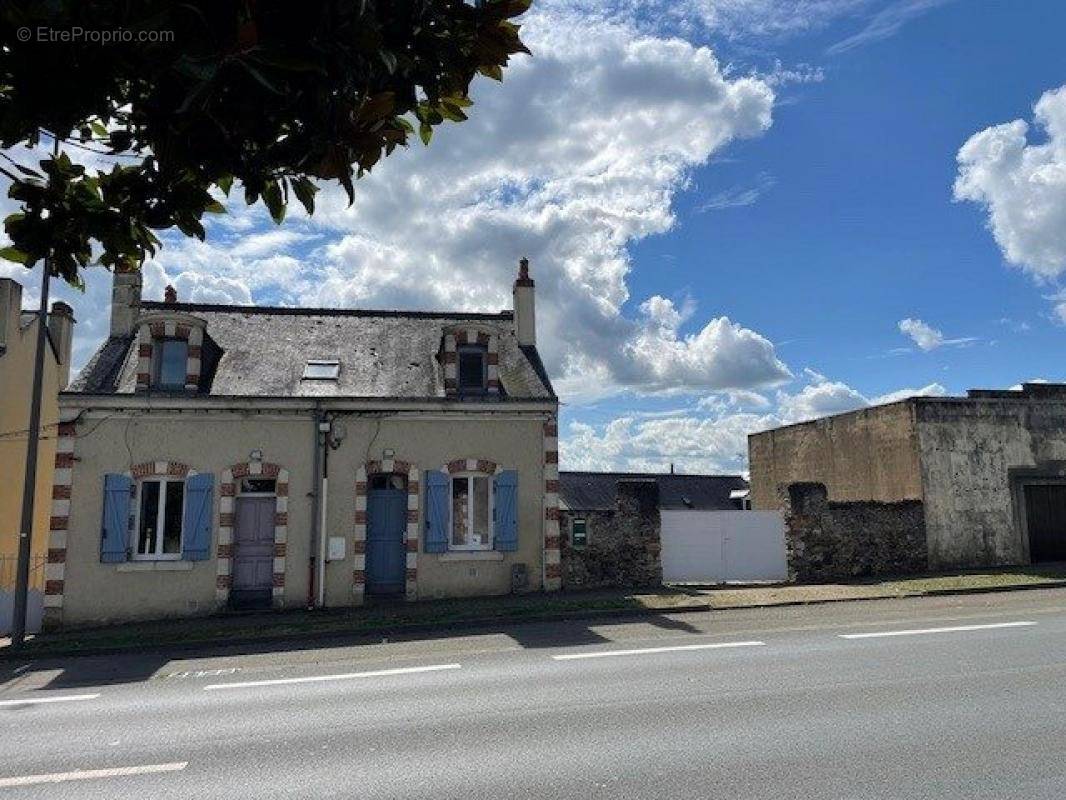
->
660;510;787;584
1025;484;1066;563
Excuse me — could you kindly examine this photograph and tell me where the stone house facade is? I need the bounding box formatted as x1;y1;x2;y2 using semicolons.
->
47;260;559;628
749;385;1066;578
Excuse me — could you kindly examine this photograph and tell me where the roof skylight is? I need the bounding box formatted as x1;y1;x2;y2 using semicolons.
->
302;359;340;380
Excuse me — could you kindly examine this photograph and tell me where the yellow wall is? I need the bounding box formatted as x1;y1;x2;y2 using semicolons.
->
0;310;60;592
748;400;924;510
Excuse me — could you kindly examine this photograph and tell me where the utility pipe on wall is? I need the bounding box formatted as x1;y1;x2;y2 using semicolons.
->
308;409;324;609
317;476;328;608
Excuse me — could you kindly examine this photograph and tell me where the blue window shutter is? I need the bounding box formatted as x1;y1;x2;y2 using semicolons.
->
424;470;449;553
182;473;214;561
493;470;518;552
101;473;132;563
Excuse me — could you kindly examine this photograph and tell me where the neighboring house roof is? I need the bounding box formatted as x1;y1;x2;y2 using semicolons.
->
559;471;750;511
69;301;556;400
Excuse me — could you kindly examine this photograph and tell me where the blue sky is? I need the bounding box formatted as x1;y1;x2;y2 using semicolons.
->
4;0;1065;474
627;0;1066;400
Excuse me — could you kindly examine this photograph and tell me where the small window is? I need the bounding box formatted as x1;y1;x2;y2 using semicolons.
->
303;359;340;380
369;474;407;491
451;474;491;549
571;518;588;548
155;339;188;389
240;478;276;494
457;345;486;393
136;478;184;559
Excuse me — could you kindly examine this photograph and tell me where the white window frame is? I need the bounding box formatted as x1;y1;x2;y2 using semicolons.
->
132;477;185;561
448;472;494;551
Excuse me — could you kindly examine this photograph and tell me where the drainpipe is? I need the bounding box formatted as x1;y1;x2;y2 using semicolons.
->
317;425;330;609
308;407;324;609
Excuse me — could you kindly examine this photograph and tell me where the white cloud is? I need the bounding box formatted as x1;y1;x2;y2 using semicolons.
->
954;84;1066;280
760;60;826;88
826;0;952;55
67;6;781;399
699;171;776;211
560;372;948;472
1052;291;1066;325
898;317;943;351
897;317;977;351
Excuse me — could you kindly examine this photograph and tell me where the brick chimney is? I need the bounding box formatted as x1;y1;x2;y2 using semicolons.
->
110;265;142;337
164;284;177;304
512;257;536;346
47;301;75;389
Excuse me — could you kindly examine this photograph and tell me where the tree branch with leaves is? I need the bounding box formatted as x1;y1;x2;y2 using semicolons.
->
0;0;531;285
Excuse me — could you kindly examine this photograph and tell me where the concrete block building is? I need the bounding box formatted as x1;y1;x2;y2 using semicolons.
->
749;385;1066;578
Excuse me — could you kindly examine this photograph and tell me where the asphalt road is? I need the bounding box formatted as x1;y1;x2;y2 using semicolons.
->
2;589;1066;799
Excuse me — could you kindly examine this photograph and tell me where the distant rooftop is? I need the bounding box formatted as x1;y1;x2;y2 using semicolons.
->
559;471;749;512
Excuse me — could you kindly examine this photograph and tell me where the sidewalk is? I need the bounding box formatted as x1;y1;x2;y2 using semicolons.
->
5;564;1066;658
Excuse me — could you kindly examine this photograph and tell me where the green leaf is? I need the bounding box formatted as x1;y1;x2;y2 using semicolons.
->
263;181;286;223
478;64;504;81
204;199;226;214
419;121;433;146
0;246;29;264
217;175;234;196
291;177;318;215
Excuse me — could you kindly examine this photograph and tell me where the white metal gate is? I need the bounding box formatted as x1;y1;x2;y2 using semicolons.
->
660;510;787;583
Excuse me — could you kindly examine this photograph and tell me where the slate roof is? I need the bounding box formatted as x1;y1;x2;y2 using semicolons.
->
559;471;749;511
69;301;556;400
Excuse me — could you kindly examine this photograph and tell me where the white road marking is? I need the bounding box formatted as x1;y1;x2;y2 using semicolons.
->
204;662;461;691
0;762;187;788
0;693;100;707
840;621;1038;640
552;641;766;661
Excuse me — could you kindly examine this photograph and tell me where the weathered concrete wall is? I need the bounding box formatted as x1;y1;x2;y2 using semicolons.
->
783;483;927;582
915;396;1066;569
57;405;550;626
560;480;661;589
749;401;923;511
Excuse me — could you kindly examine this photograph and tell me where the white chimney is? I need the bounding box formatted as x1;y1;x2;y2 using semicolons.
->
110;266;142;337
47;301;75;389
513;257;536;346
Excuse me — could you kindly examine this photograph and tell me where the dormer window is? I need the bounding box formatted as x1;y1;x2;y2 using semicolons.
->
457;345;487;394
155;339;188;390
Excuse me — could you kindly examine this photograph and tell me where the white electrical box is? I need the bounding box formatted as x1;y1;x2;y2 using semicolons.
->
328;537;346;561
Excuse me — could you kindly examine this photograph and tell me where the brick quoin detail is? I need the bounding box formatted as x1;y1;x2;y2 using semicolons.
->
216;462;290;610
45;580;64;595
354;459;419;603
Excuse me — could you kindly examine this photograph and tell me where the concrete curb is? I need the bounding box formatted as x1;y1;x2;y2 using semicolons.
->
5;580;1066;661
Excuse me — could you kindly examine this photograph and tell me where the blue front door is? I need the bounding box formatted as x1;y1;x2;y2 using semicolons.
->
366;488;407;595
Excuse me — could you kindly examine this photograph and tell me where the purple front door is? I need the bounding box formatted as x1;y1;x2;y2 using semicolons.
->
232;496;275;608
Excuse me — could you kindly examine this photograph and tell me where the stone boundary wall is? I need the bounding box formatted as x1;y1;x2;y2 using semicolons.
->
782;482;928;582
560;479;662;589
